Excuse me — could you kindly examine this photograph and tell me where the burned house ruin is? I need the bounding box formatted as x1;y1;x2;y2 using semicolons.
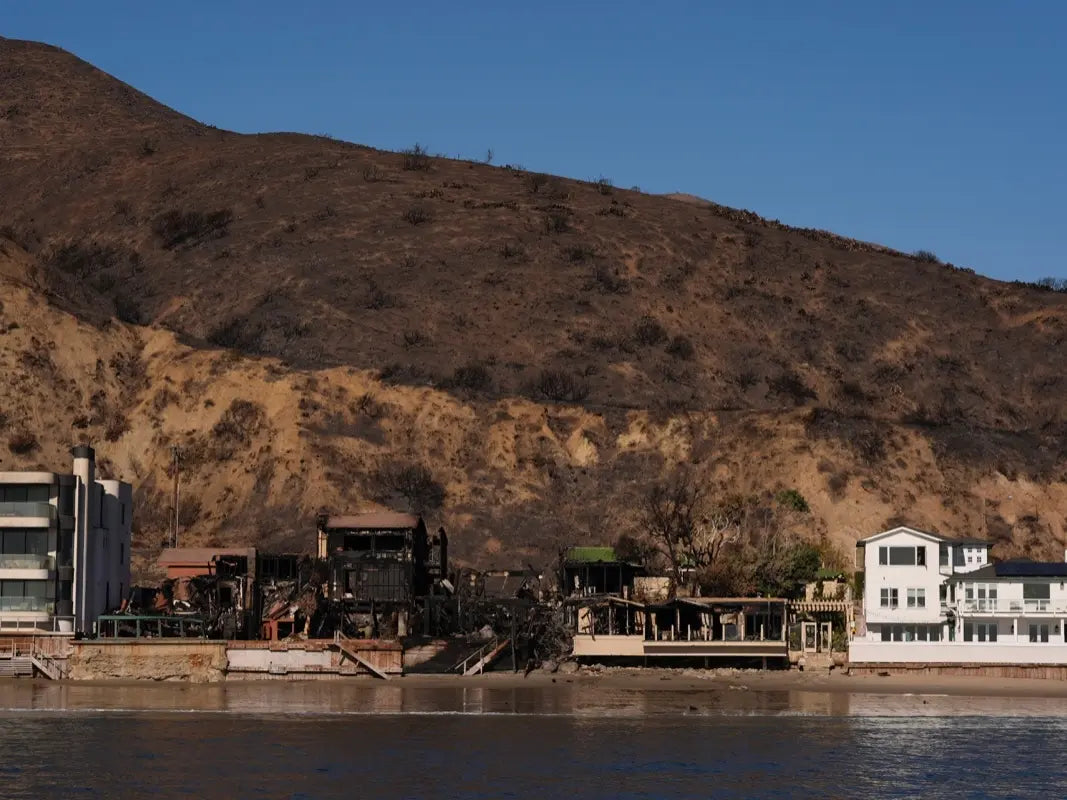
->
317;512;447;637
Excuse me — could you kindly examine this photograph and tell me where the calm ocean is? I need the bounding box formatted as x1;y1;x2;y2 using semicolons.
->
0;682;1065;799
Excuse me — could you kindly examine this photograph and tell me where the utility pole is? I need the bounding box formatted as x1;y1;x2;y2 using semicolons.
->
171;444;181;548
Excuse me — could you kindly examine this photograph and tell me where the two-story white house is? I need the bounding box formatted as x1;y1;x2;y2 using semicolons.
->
851;525;1067;668
854;525;990;645
0;445;132;634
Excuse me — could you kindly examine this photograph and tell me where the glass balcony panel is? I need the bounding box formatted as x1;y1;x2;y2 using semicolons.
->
0;502;54;519
0;597;53;612
0;554;54;570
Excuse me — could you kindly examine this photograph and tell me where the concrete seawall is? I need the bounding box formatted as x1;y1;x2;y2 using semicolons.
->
67;639;406;681
69;640;228;682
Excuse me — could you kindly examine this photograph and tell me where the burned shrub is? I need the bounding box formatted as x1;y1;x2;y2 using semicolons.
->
588;266;630;295
666;335;695;360
594;176;614;195
913;249;941;264
402;330;431;349
535;369;590;403
376;462;446;512
7;431;39;455
113;293;143;325
44;241;136;279
402;143;432;171
767;372;817;405
153;208;233;249
211;399;266;459
403;206;432;225
544;212;570;234
526;173;549;194
449;362;492;392
634;315;667;346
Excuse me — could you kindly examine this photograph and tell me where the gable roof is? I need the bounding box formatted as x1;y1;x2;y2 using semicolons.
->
856;526;946;545
856;526;989;547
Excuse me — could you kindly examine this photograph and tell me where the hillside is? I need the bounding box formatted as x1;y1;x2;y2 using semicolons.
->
2;36;1066;577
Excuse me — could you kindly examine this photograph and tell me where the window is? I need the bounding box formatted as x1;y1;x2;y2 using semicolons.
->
879;547;887;565
907;588;926;608
888;547;917;566
964;622;998;642
916;547;926;566
880;588;899;608
1030;624;1050;643
120;503;126;525
0;485;49;503
1023;583;1051;600
119;543;125;566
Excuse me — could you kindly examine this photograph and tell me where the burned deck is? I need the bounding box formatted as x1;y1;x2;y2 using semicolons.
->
573;634;787;659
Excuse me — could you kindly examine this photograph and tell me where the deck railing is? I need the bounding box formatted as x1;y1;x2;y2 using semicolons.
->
957;599;1066;614
0;554;54;570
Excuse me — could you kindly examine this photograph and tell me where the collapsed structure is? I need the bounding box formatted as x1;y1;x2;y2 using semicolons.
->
317;512;448;638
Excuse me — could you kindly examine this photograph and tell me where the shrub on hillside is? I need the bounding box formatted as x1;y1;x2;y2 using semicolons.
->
402;143;431;171
913;249;941;264
449;363;492;392
634;315;667;346
7;431;39;455
535;369;589;403
376;462;446;512
153;208;233;249
403;206;431;225
666;335;694;360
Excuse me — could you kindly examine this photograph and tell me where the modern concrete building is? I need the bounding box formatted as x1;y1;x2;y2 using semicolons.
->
0;445;132;633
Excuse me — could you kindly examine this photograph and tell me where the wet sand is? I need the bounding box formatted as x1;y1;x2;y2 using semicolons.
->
5;668;1067;717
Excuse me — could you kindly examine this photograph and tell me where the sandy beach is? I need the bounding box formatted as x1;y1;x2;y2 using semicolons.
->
389;667;1067;698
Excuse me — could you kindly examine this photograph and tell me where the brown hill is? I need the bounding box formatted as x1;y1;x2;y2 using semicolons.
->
2;36;1066;576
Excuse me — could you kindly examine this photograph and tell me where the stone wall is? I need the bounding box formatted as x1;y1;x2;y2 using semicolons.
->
68;640;227;682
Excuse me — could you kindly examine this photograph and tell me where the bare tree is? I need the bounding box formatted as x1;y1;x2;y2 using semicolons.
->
642;470;741;594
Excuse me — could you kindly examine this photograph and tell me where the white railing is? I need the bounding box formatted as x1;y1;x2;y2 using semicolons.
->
957;599;1066;614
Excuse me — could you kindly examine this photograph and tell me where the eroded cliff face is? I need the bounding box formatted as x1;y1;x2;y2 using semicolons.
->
1;37;1065;576
3;249;1064;578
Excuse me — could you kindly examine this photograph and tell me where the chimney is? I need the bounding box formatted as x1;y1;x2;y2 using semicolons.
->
70;444;96;634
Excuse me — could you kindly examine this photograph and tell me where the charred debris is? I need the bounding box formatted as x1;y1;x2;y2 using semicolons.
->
108;512;580;671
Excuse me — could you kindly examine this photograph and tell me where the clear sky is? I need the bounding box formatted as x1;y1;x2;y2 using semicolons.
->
4;1;1065;281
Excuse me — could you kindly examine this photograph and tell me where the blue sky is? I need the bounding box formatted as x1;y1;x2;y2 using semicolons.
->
5;1;1065;281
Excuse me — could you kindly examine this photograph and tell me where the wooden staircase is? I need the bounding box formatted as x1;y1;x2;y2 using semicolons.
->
452;638;510;676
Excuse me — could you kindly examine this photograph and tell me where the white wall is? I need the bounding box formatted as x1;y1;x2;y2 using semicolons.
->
851;640;1067;664
864;530;945;625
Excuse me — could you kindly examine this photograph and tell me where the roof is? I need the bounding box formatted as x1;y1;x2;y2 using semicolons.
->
320;512;420;530
939;535;989;546
856;526;987;546
674;596;788;606
563;546;619;564
856;526;945;544
158;547;257;565
954;561;1067;580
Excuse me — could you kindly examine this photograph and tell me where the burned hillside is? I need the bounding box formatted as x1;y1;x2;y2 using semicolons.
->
1;35;1067;573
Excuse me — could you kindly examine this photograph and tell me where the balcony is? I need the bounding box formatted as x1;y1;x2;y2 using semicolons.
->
957;599;1067;615
0;597;53;613
0;554;54;570
0;502;53;522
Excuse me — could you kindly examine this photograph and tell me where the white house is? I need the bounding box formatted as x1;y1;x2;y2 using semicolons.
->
0;445;132;634
851;525;1067;667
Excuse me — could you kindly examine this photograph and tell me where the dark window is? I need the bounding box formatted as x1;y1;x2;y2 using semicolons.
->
916;547;926;566
1024;583;1051;600
880;627;891;642
878;547;887;565
888;547;917;566
119;543;125;566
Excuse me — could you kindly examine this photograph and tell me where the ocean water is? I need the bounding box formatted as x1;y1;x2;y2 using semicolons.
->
1;682;1066;799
